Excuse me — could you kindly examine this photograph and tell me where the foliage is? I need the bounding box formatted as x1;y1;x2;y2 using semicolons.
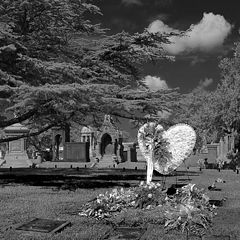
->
79;182;215;237
79;182;166;219
174;43;240;150
138;122;172;165
226;150;240;168
27;130;52;154
173;87;219;149
153;129;172;166
164;184;214;237
0;0;179;143
215;42;240;135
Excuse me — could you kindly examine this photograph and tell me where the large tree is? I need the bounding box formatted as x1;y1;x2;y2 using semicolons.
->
0;0;179;144
175;40;240;150
173;87;214;149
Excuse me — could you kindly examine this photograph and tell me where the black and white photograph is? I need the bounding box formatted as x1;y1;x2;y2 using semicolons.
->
0;0;240;239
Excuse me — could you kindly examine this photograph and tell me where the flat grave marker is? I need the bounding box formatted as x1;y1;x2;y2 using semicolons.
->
16;218;71;233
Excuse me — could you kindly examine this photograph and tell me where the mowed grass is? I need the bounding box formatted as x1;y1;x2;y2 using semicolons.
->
0;169;240;239
0;186;112;240
191;169;240;239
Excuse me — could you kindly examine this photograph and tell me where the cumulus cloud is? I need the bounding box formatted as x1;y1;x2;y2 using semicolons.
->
148;12;233;55
148;19;177;34
144;75;169;91
121;0;142;6
199;78;214;88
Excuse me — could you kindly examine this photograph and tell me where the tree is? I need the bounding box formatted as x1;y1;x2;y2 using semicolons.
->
174;41;240;150
173;87;215;149
0;0;179;144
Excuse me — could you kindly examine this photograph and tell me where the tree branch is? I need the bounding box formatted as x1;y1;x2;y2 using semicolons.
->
0;108;38;128
0;122;57;143
0;100;54;128
111;111;155;121
0;110;75;143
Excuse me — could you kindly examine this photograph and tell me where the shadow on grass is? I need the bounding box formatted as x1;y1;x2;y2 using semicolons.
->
0;168;200;190
0;176;133;189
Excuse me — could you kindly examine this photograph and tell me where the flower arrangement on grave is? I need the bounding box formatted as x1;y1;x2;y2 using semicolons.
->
79;182;215;237
164;184;215;236
138;122;197;183
79;182;165;219
79;122;215;237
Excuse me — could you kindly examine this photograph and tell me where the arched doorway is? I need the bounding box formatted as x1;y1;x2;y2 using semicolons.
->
100;133;113;156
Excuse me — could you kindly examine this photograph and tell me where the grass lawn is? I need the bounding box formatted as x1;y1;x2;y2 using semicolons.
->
0;168;240;240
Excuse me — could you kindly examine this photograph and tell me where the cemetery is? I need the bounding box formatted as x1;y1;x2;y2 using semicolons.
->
1;167;240;239
0;121;240;240
0;115;236;171
1;1;240;239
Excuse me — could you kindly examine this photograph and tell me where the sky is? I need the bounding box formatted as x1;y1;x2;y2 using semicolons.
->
91;0;240;93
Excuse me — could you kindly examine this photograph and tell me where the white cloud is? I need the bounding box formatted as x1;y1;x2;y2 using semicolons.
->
148;12;233;55
144;75;169;91
148;19;177;34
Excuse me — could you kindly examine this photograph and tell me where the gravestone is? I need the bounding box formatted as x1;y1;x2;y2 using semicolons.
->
64;142;90;162
16;218;70;233
206;144;219;164
3;123;32;168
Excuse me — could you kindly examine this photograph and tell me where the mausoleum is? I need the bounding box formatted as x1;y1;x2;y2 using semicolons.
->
2;123;32;168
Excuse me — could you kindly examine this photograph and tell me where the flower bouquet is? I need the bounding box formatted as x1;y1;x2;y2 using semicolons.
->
138;122;196;183
164;184;215;236
79;182;165;219
79;182;215;236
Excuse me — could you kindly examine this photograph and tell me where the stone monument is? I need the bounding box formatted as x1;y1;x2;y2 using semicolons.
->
3;123;32;168
95;115;122;161
52;125;70;161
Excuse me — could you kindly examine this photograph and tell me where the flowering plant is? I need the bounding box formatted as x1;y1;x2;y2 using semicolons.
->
79;182;215;237
79;181;165;219
164;184;215;236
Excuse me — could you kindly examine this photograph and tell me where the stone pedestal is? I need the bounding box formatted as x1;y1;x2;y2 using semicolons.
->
3;123;32;168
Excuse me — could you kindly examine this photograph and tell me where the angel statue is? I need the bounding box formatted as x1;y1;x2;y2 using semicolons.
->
138;122;196;184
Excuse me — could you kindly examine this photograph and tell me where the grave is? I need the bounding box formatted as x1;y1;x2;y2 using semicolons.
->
16;218;70;233
3;123;32;168
64;142;90;162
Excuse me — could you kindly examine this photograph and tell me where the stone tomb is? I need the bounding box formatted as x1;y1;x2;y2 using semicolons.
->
3;123;32;168
64;142;90;162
